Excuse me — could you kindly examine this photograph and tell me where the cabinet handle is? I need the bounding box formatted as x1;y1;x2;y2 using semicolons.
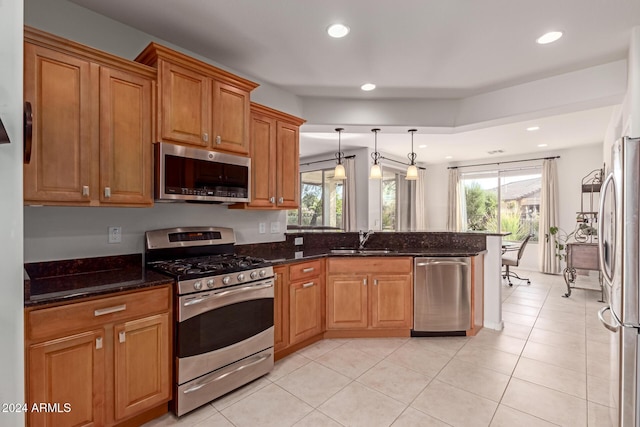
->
119;331;126;343
203;133;209;142
278;197;284;204
269;197;275;204
302;267;315;273
96;337;103;349
94;304;126;317
363;278;367;286
374;279;378;286
82;185;89;197
215;135;221;145
302;282;315;288
104;187;111;198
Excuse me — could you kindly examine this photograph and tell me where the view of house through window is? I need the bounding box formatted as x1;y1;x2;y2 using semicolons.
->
287;168;344;229
381;167;415;231
461;167;541;241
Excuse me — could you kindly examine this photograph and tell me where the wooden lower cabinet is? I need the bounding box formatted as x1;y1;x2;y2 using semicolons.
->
273;265;289;352
25;285;172;427
28;330;105;427
326;257;413;332
289;276;323;344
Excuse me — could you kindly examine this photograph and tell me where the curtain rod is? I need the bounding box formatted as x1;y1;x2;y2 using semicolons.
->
300;154;355;167
379;156;426;170
447;155;560;170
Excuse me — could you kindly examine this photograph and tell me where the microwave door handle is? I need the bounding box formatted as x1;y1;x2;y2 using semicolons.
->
597;172;615;287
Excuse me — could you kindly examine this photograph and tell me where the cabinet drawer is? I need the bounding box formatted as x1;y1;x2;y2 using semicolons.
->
27;286;171;342
289;259;322;281
328;257;412;274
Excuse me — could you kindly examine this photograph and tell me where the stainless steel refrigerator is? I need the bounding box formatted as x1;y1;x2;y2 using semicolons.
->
598;136;640;426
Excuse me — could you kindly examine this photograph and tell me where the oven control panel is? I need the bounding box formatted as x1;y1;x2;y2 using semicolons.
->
179;266;274;295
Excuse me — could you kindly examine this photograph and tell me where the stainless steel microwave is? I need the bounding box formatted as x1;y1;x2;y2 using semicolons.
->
155;142;251;203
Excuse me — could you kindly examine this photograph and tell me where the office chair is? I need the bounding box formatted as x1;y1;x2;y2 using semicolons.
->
502;234;532;286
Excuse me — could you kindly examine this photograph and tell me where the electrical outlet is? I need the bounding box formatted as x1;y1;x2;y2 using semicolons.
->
108;226;122;244
294;237;303;246
259;222;266;234
270;222;280;233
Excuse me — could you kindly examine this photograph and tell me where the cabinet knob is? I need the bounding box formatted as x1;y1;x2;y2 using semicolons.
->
278;197;284;204
302;282;315;288
104;187;111;198
216;135;221;145
119;331;126;343
363;278;367;286
374;279;378;286
95;337;103;350
82;185;89;197
269;197;275;203
203;133;209;142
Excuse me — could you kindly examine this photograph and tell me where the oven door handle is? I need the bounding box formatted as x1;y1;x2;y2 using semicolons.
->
183;282;274;307
182;353;271;394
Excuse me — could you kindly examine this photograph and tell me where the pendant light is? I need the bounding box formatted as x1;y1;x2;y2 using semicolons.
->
406;129;418;180
334;128;346;180
370;128;382;179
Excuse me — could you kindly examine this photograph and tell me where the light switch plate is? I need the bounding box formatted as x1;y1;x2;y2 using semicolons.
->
259;222;266;234
108;226;122;244
270;222;280;233
294;237;303;245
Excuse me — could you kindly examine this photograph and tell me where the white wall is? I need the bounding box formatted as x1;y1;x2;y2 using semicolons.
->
425;143;604;271
0;0;25;423
24;205;285;262
627;27;640;138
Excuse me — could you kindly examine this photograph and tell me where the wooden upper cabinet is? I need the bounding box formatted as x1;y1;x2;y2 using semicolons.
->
136;42;258;155
99;67;154;206
23;27;156;207
159;61;210;147
23;42;95;204
232;103;305;210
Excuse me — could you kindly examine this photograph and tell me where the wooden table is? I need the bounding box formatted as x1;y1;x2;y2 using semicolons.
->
563;242;602;300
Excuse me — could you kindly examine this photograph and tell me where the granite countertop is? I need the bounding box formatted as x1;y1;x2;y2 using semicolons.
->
24;254;173;307
247;247;488;265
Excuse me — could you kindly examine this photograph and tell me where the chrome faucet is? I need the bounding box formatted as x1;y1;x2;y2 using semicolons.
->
358;230;374;250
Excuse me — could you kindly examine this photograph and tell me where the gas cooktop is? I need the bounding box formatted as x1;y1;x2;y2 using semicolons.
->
148;254;271;280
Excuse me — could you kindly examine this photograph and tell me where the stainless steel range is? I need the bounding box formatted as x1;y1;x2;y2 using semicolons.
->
145;227;274;416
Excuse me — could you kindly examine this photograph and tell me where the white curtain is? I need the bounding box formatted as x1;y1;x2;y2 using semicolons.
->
447;168;465;231
342;157;357;231
415;168;427;230
539;158;560;273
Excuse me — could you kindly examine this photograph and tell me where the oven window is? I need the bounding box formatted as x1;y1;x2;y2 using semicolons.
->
178;298;273;358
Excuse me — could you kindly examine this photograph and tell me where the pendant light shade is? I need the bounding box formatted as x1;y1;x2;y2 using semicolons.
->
370;128;382;179
334;127;346;180
405;129;418;181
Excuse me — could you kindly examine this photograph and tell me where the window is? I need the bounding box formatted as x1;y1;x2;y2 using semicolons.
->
287;168;344;229
460;167;541;241
381;167;415;231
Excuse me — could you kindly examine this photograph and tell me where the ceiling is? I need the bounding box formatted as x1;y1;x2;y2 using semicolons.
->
70;0;640;164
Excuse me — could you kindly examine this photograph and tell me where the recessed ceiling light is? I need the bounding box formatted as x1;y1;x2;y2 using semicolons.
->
418;144;427;149
361;83;376;91
538;143;548;147
327;24;350;38
445;155;453;159
536;31;563;44
527;126;540;131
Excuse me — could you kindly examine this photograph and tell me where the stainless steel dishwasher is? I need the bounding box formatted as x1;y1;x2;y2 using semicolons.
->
412;257;471;335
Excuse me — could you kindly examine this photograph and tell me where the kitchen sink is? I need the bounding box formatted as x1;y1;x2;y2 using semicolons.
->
330;248;396;255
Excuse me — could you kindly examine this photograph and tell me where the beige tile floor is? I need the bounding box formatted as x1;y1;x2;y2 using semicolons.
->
144;270;613;427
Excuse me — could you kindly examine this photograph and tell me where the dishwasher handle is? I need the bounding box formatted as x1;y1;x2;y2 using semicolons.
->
416;260;468;267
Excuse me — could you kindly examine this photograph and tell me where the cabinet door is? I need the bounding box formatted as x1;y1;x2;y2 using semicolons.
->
24;43;96;204
113;313;170;421
326;275;368;329
275;121;300;208
99;67;154;206
212;81;250;155
159;60;210;146
289;278;323;344
274;266;289;352
28;330;105;427
248;111;277;208
370;274;413;329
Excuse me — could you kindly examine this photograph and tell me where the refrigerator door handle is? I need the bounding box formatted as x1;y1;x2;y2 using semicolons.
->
598;306;619;333
597;172;615;287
